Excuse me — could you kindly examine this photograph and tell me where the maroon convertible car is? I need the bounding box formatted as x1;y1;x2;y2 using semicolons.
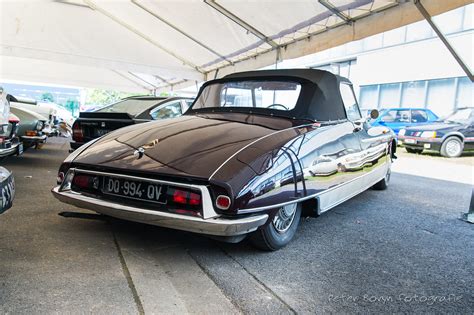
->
52;69;396;251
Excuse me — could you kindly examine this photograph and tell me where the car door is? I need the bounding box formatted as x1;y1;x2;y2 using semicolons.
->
462;113;474;150
341;84;391;177
301;83;386;213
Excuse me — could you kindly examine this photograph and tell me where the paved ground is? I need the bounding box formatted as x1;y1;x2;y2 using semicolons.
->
0;138;473;314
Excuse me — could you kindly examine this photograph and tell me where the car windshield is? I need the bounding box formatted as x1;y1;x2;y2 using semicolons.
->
442;108;473;123
191;80;301;113
96;99;159;116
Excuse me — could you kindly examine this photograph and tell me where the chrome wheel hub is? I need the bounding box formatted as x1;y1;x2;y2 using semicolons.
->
272;203;297;234
446;140;461;157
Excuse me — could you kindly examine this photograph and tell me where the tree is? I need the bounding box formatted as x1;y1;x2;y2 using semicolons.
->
41;92;55;102
85;89;145;107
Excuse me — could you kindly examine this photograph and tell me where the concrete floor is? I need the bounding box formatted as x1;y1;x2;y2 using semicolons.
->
0;138;473;314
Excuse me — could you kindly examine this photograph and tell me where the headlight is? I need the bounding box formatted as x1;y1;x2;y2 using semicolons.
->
36;121;44;131
398;129;406;136
421;131;436;138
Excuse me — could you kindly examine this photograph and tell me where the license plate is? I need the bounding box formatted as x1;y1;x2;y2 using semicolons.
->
17;143;23;155
95;129;111;137
102;177;167;204
404;138;416;144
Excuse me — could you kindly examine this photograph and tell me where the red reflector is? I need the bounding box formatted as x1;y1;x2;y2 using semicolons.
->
57;172;65;185
189;192;201;206
173;189;188;204
72;122;84;142
72;175;90;188
216;195;231;210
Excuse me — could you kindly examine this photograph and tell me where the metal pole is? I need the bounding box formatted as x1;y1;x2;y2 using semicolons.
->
414;0;473;82
204;0;279;48
131;0;233;66
461;187;474;223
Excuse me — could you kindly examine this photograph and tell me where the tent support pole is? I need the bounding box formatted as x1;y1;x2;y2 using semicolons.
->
461;188;474;224
318;0;353;25
131;0;233;66
414;0;473;82
204;0;279;48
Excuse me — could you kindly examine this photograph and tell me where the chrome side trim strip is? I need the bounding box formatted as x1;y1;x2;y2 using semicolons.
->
317;162;388;213
209;123;311;180
52;187;268;237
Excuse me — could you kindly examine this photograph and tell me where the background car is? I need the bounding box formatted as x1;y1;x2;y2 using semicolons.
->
70;96;193;150
8;96;60;137
0;166;15;214
369;108;438;135
0;93;22;159
9;106;48;149
53;69;396;251
398;107;474;157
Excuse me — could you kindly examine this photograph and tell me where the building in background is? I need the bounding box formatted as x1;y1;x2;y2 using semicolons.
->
1;82;82;116
274;4;473;117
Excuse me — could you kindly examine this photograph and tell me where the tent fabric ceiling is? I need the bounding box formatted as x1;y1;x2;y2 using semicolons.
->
0;0;470;93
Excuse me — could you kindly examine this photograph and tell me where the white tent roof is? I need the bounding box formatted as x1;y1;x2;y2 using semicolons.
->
0;0;469;93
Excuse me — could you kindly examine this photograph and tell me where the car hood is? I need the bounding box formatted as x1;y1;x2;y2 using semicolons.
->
72;114;304;180
405;121;460;132
10;105;48;122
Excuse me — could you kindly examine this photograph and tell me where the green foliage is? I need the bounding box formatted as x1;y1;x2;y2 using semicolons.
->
85;89;148;107
65;99;80;117
41;92;55;102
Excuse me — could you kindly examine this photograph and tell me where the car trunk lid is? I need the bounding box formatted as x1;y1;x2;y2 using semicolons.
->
72;115;303;180
73;112;135;143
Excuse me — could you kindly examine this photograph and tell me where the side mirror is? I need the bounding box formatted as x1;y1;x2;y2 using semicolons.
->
369;109;379;120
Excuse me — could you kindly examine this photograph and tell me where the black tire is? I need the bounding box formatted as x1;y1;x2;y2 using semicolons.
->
405;147;423;154
372;162;391;191
251;203;301;251
440;136;463;158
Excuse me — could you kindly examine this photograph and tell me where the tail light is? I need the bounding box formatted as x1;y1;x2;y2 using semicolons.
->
0;137;4;144
72;121;83;142
57;172;65;185
72;175;91;189
9;117;20;124
169;188;202;206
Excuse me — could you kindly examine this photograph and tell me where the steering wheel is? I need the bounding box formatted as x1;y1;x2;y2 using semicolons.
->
267;104;289;110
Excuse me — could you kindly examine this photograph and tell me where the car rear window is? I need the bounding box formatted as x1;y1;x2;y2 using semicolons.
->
96;99;160;116
192;80;301;112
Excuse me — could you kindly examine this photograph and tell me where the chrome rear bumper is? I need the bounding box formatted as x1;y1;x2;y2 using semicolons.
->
0;143;20;157
21;135;47;142
51;187;268;236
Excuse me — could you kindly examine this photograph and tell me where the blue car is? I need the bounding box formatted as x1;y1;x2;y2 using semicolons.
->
369;108;438;135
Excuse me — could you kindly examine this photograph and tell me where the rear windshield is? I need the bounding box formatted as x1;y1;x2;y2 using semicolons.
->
442;108;473;123
191;80;301;113
96;99;160;116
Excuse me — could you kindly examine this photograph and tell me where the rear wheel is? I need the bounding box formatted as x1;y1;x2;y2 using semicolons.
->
405;147;423;154
251;203;301;251
440;136;463;158
372;152;392;191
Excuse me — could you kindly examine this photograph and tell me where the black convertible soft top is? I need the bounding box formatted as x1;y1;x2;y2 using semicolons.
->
193;69;350;121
